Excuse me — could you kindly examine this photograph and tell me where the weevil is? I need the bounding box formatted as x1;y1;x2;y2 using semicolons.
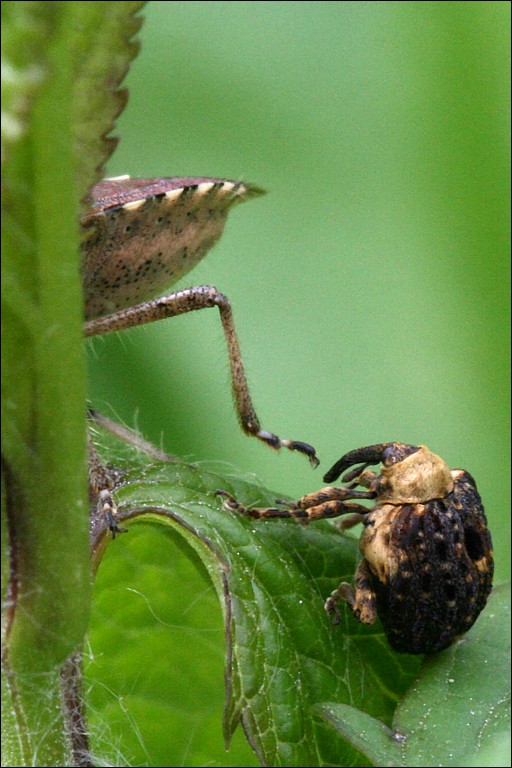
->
83;176;318;533
217;442;494;654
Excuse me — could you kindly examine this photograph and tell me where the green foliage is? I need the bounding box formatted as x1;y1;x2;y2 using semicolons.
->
86;438;510;767
69;0;144;201
317;585;510;766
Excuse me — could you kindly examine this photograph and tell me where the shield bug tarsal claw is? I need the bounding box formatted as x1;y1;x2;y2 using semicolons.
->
221;442;494;654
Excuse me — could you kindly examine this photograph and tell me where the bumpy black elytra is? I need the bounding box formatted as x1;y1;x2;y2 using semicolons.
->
217;442;494;654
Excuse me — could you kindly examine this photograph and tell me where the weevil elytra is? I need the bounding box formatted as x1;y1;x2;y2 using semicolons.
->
217;442;494;654
83;176;318;533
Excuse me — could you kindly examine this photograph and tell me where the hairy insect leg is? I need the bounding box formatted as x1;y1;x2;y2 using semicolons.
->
290;485;375;522
85;285;318;467
332;512;368;531
325;559;377;625
88;436;126;537
216;488;372;523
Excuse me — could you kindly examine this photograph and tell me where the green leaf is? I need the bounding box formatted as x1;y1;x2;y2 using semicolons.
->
316;583;511;767
86;442;424;767
69;0;145;200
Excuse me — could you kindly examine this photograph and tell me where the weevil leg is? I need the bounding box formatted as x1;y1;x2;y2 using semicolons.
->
326;559;377;625
85;285;318;467
325;583;356;624
87;410;180;537
333;512;368;531
88;436;126;537
216;489;372;523
215;490;303;520
298;485;376;508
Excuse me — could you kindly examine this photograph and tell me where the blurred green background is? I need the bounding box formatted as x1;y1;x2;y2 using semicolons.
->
87;3;510;764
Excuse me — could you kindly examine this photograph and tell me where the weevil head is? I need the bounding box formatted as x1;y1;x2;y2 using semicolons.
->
377;444;454;504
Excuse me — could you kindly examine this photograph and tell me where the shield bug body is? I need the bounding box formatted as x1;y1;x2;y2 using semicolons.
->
218;442;494;654
82;176;260;320
83;176;318;532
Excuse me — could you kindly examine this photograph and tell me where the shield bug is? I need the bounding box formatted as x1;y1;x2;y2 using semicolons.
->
217;442;494;654
83;176;318;533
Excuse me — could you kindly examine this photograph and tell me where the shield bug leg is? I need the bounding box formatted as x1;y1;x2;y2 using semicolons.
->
83;176;317;474
85;285;319;466
87;409;180;538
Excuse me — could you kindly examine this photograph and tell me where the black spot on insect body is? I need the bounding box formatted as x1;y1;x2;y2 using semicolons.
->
463;523;487;562
434;535;448;562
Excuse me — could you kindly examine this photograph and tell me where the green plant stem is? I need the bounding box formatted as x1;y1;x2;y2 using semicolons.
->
2;4;89;765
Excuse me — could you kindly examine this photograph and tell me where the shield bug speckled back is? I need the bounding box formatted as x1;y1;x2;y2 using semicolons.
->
84;176;318;534
82;176;262;319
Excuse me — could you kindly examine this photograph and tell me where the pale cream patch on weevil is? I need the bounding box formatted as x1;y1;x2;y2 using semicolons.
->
359;504;402;584
105;174;131;182
474;556;492;573
379;446;454;504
